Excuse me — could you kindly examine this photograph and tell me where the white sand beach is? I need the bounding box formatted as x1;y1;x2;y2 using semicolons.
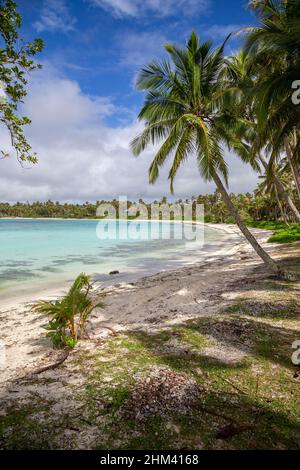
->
0;224;275;386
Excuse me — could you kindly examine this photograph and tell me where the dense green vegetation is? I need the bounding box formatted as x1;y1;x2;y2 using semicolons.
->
268;226;300;244
0;0;43;163
0;200;99;218
245;221;300;244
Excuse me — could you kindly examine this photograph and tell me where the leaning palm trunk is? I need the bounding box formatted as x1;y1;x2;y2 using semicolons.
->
213;172;281;275
132;32;289;279
259;155;300;223
284;137;300;203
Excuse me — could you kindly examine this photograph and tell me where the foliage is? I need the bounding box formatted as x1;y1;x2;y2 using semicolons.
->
245;0;300;139
242;0;300;202
31;273;105;348
268;225;300;244
246;220;288;231
0;200;101;218
0;0;44;164
130;31;251;192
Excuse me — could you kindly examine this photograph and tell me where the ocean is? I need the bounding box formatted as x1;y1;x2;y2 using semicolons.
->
0;219;227;295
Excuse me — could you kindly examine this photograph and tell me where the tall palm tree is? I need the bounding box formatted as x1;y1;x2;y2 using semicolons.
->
222;50;300;222
131;32;280;276
244;0;300;199
256;167;293;224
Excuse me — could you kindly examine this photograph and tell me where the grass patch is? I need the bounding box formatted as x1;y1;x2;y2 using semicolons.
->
246;219;300;244
1;298;300;450
0;401;56;450
223;299;300;320
246;220;288;231
268;226;300;244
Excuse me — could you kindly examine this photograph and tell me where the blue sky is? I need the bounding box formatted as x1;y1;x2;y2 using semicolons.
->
20;0;256;126
0;0;259;202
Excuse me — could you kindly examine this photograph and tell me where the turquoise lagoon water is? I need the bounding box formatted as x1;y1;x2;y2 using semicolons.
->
0;219;226;295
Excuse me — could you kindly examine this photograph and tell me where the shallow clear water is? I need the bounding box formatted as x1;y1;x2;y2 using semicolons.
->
0;219;226;294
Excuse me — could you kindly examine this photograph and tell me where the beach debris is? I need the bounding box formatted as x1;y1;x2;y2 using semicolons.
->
121;367;201;422
200;319;253;347
32;348;70;375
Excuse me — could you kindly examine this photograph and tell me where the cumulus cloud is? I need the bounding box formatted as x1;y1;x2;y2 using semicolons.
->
0;66;258;203
34;0;77;33
89;0;211;18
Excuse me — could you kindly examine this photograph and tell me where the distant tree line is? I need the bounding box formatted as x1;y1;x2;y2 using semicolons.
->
0;184;298;224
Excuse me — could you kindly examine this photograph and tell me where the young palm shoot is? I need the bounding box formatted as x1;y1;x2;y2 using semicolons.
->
32;273;105;349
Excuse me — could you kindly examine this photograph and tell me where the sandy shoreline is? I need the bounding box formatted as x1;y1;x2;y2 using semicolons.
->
0;224;272;385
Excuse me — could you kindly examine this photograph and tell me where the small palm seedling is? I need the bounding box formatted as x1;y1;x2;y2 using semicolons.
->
31;273;105;349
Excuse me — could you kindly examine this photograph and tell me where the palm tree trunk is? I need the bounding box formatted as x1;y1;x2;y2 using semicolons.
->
212;172;280;275
284;136;300;202
259;155;300;223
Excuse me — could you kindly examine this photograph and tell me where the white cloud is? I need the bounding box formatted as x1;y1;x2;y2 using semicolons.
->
119;31;168;67
0;66;258;203
34;0;77;33
89;0;211;18
204;24;243;39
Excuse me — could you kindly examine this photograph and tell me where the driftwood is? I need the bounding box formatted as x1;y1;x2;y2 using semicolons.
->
31;348;70;375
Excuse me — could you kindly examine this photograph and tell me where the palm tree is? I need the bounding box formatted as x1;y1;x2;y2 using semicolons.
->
244;0;300;200
222;50;300;222
131;32;281;276
256;167;292;224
